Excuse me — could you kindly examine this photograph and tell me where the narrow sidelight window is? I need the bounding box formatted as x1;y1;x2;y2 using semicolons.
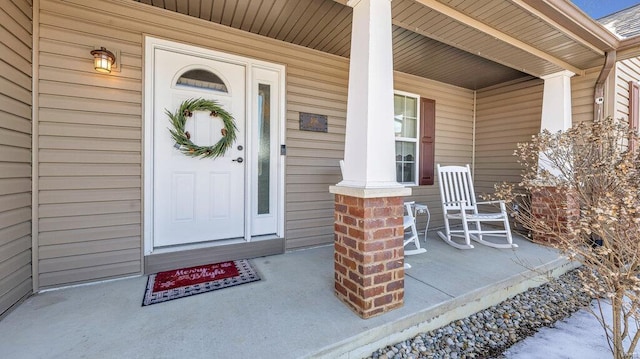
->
257;84;271;215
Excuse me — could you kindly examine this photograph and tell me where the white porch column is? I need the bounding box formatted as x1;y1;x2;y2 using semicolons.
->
532;70;578;244
539;70;574;175
329;0;410;319
540;70;574;133
334;0;403;190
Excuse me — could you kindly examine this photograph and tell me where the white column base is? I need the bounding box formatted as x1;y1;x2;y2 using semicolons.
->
330;185;411;199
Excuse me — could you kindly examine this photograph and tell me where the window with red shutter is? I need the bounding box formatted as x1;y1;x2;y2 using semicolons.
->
393;91;435;186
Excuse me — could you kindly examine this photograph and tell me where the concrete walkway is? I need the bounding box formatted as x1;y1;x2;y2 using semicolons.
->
0;234;575;359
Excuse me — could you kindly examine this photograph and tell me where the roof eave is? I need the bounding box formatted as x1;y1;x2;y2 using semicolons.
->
522;0;619;52
618;36;640;61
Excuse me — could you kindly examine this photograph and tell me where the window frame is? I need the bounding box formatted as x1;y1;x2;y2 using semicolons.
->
394;90;421;186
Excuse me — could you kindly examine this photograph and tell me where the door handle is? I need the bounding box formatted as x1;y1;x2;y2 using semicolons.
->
232;157;244;163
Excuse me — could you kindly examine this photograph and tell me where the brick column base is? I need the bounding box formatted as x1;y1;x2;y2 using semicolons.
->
333;194;405;319
531;186;579;244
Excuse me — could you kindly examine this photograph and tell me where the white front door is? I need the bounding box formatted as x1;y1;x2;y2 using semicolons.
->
152;49;246;247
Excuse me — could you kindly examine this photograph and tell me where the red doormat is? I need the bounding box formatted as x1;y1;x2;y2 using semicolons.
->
142;259;260;306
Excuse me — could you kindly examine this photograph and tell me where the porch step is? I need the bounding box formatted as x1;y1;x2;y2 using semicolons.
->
144;237;285;274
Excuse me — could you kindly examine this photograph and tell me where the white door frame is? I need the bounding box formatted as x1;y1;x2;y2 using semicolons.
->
143;36;285;255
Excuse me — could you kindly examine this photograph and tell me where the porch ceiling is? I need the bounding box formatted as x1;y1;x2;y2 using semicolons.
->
134;0;608;90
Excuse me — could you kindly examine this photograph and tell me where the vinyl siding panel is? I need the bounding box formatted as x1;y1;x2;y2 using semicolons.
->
614;57;640;122
36;0;480;268
284;52;348;249
34;0;143;288
0;0;32;316
394;72;475;230
571;67;599;124
38;0;351;280
473;70;600;199
475;79;543;198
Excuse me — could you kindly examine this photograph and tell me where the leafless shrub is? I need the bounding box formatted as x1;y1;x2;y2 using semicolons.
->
493;117;640;359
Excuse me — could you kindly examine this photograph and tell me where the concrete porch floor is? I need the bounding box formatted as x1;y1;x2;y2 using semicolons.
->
0;233;576;359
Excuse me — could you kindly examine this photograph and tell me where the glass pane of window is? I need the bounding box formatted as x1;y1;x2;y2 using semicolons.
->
395;141;416;183
402;117;417;138
405;96;417;118
394;116;403;137
394;95;404;117
394;94;417;138
176;69;228;92
257;84;271;215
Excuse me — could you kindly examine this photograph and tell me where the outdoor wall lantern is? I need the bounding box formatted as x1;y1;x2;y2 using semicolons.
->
90;47;116;73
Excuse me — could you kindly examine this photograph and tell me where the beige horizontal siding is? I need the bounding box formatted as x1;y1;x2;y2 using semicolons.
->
34;0;345;282
37;0;486;281
36;0;142;288
38;224;140;246
615;58;640;122
571;67;599;124
475;78;543;197
394;72;475;230
0;0;32;316
285;58;348;248
473;70;597;205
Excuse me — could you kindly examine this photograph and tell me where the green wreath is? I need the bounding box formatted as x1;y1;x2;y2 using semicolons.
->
166;98;237;159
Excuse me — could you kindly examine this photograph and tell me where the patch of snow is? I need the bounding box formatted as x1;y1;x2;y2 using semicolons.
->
504;300;639;359
600;20;627;39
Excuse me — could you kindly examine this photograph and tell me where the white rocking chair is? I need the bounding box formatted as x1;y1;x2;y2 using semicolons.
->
436;164;517;250
404;202;427;256
403;202;426;270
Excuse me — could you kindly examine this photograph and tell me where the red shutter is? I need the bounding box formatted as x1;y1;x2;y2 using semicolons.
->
419;98;436;185
630;81;639;152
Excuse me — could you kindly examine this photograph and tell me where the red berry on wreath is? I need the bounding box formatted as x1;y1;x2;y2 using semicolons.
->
185;131;191;139
221;128;228;136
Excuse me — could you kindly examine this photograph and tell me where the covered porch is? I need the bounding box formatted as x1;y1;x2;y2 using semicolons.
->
0;233;576;358
0;0;620;320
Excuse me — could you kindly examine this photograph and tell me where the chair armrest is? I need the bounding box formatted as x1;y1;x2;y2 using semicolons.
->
477;200;508;212
476;200;504;205
443;200;466;205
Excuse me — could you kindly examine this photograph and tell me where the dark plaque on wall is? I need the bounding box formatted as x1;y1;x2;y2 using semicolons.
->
299;112;328;132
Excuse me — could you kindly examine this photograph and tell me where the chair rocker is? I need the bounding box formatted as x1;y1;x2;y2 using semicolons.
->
403;202;427;256
436;164;517;250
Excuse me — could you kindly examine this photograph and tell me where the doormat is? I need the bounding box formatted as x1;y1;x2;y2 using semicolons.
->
142;259;260;306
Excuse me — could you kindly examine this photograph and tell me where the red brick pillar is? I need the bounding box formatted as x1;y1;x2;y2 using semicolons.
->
333;194;405;319
531;186;580;244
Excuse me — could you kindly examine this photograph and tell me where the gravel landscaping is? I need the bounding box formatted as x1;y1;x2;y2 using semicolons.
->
366;269;593;359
